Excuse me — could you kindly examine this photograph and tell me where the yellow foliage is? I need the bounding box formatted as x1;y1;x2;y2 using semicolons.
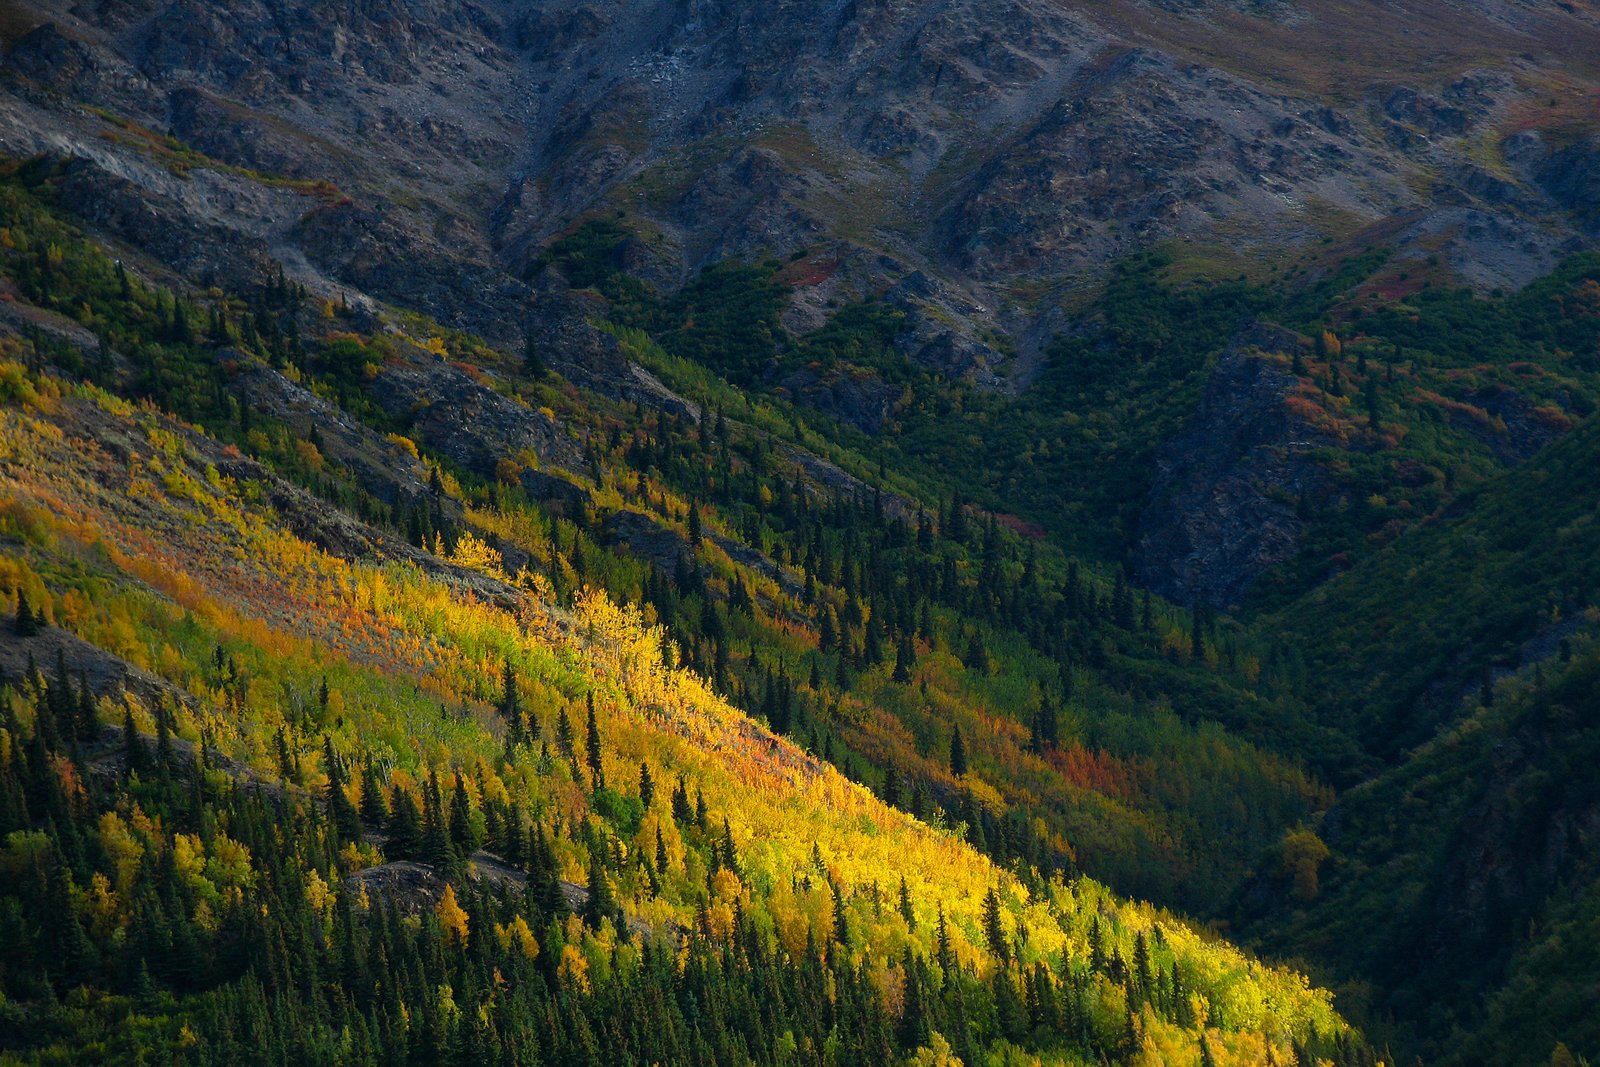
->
449;532;509;580
173;832;216;902
495;914;540;959
495;457;523;485
0;360;59;410
304;868;334;924
339;841;376;872
205;832;254;893
98;812;143;896
0;388;1351;1057
559;942;590;992
962;776;1006;816
436;884;470;945
293;439;325;471
1278;828;1331;901
712;867;744;903
908;1032;962;1066
84;872;123;939
386;432;420;459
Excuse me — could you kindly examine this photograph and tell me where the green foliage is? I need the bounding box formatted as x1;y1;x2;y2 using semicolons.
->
21;145;1600;1067
1241;631;1600;1065
536;216;653;314
1262;417;1600;767
653;262;787;385
0;398;1356;1067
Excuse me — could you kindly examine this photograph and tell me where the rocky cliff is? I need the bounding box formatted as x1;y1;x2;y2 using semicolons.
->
4;0;1599;391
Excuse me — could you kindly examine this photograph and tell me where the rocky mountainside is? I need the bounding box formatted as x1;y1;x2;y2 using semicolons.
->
5;0;1600;374
6;0;1600;614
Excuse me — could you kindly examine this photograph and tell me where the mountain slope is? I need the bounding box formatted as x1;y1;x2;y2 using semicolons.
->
0;348;1357;1062
4;0;1599;380
1238;616;1600;1066
1264;412;1600;767
1219;399;1600;1063
3;1;1600;1062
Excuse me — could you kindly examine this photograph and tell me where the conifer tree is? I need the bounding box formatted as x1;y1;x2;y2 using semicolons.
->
898;876;915;930
523;332;546;379
1030;696;1059;752
935;904;955;979
359;761;388;829
582;848;619;932
1133;930;1154;1006
882;763;902;809
123;702;149;777
949;725;968;778
671;774;694;826
529;825;567;920
584;694;604;791
556;707;575;760
899;946;931;1049
324;737;362;842
718;817;740;877
992;966;1025;1042
1173;961;1195;1028
1090;915;1107;974
76;670;97;740
831;878;850;949
387;786;422;860
422;772;451;867
893;633;915;683
499;659;523;747
1113;571;1135;629
819;607;838;653
449;774;480;856
154;696;174;773
982;888;1008;963
963;630;988;675
863;613;883;666
13;589;40;637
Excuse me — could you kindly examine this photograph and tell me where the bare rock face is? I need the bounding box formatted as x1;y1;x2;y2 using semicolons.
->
0;623;183;713
167;87;346;184
777;364;900;435
1451;383;1573;465
49;156;279;289
670;146;830;266
227;356;433;506
293;203;524;342
1526;134;1600;235
1133;326;1328;610
5;21;165;120
939;49;1404;278
367;359;586;480
1;0;1595;407
526;289;701;420
0;0;1594;627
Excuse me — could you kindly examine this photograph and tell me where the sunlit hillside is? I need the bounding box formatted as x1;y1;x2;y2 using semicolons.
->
0;358;1362;1063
